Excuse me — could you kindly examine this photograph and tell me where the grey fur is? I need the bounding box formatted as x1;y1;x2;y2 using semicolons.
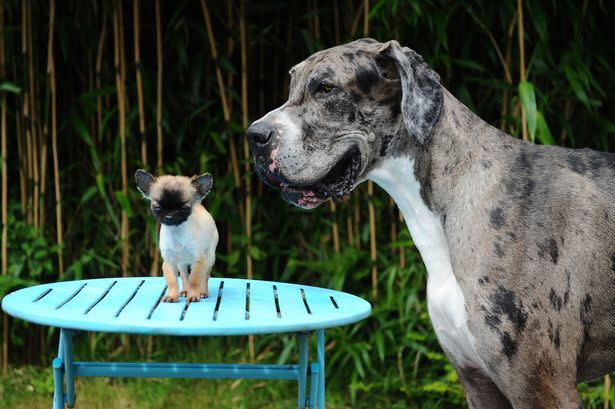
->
246;39;615;408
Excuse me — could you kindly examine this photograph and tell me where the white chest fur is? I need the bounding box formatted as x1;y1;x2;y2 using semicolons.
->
367;157;486;370
159;204;217;268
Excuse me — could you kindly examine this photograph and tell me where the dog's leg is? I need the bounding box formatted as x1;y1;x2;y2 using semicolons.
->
186;258;205;304
178;264;189;298
457;367;513;409
161;261;179;302
199;250;215;299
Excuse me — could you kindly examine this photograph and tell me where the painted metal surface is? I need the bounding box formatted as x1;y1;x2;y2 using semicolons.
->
2;277;371;336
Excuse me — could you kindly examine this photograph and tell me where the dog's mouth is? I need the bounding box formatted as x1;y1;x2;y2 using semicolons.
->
257;146;362;209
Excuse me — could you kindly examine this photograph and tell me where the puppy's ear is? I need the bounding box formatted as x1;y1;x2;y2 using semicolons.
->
191;173;213;200
376;41;443;144
135;169;156;198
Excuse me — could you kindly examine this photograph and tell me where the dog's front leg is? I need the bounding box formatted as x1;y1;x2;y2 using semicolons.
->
162;261;179;302
186;257;205;304
178;265;190;298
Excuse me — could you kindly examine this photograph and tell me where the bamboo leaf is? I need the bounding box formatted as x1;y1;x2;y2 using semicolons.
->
518;81;537;141
0;82;22;93
536;111;555;145
114;191;134;218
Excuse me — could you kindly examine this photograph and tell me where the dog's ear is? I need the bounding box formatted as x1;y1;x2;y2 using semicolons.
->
376;41;443;144
135;169;156;198
191;173;213;200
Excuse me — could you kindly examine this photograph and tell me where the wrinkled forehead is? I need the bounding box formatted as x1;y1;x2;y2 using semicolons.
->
289;42;380;87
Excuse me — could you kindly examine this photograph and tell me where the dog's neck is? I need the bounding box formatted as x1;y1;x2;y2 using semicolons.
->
367;156;454;284
367;89;507;277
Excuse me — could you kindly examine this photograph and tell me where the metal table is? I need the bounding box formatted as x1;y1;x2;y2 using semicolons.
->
2;277;371;408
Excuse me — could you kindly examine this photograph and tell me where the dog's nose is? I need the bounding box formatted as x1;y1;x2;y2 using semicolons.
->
246;123;273;145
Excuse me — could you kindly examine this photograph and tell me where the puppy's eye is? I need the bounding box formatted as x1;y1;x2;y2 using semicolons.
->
152;204;161;212
316;83;335;94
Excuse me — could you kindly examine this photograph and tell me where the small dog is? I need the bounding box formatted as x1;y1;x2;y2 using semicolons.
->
135;169;219;304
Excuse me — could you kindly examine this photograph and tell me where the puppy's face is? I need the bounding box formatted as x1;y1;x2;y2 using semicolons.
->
135;170;213;226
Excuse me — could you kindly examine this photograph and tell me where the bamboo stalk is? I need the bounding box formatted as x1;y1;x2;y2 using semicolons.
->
239;0;255;362
516;0;529;142
155;0;163;173
0;0;7;373
22;2;32;225
26;0;40;230
364;0;378;298
500;14;516;132
16;97;25;215
114;2;129;277
605;373;611;409
333;0;341;44
95;10;106;142
0;0;7;276
48;0;63;278
200;0;241;189
134;0;147;166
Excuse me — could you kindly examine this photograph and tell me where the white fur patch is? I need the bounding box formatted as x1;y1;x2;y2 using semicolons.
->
159;204;218;272
367;157;487;371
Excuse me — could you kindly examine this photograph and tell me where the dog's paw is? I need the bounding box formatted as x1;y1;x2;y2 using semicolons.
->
162;295;179;303
186;290;201;305
180;291;188;298
200;291;209;299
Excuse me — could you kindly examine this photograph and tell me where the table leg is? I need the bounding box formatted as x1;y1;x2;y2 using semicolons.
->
62;329;76;408
317;329;325;409
297;332;309;409
52;357;64;409
52;329;65;409
308;363;319;409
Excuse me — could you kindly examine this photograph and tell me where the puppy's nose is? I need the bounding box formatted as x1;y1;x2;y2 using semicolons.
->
246;123;273;146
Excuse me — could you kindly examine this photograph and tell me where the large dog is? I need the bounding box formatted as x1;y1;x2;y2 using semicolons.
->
245;38;615;408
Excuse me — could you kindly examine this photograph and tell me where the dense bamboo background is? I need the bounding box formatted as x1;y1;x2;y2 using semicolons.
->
0;0;613;407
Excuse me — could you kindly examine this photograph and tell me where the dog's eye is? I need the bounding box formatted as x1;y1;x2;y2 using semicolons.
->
152;204;161;212
316;83;335;94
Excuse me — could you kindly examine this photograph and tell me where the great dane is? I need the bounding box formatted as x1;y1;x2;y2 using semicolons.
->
245;38;615;408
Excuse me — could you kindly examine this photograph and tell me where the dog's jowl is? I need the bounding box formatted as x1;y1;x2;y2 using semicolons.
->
246;38;615;409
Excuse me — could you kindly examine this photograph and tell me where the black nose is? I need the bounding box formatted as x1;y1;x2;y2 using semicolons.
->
246;123;273;145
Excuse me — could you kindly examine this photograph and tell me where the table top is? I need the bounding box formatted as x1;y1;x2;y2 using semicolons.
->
1;277;371;336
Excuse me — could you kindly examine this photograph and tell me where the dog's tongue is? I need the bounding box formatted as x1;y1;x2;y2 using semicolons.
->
281;188;326;209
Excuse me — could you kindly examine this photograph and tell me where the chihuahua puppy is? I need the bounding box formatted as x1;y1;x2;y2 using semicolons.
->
135;169;219;304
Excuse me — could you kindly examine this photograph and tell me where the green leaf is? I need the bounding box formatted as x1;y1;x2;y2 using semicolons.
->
564;65;590;107
114;191;133;217
249;246;266;261
0;81;22;93
518;81;537;141
536;111;555;145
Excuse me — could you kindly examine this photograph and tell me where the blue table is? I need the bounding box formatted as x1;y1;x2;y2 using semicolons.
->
2;277;371;408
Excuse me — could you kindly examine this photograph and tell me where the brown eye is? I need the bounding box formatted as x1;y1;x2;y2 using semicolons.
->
317;83;335;94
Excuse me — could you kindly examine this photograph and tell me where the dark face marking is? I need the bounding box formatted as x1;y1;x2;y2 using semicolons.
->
354;65;380;94
152;189;192;226
537;238;559;264
478;275;490;286
489;207;505;229
610;253;615;273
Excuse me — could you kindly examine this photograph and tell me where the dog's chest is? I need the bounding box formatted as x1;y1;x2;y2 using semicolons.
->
368;158;486;370
159;221;205;265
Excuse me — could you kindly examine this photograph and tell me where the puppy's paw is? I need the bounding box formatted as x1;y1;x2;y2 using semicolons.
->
186;290;201;305
162;295;179;303
180;291;188;298
200;291;209;299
